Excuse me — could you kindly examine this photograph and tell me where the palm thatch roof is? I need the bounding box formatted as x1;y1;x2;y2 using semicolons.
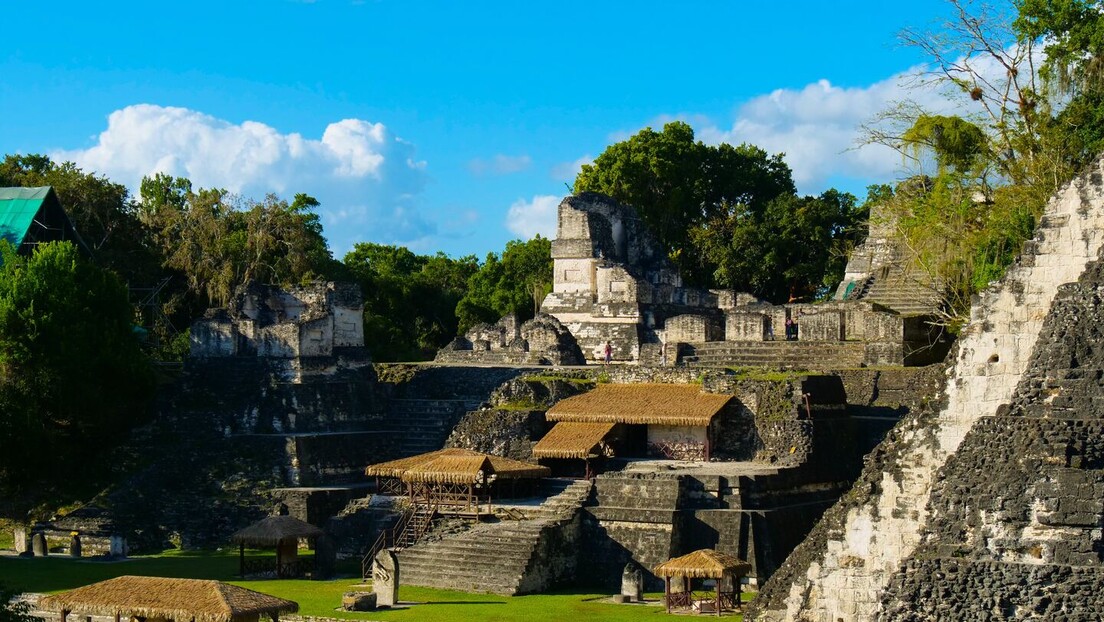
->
39;576;298;622
366;448;549;485
546;383;733;426
653;549;751;579
229;515;323;547
532;422;616;459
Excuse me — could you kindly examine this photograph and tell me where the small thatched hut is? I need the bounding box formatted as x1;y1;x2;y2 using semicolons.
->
229;515;323;578
653;549;751;616
531;421;616;478
365;448;550;513
543;383;738;465
39;575;298;622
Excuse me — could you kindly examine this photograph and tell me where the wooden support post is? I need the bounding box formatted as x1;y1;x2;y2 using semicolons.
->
664;577;671;614
716;580;721;617
60;608;69;622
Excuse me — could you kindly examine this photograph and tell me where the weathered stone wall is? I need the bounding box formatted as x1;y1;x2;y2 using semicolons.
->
191;281;365;360
749;156;1104;621
665;314;723;343
874;253;1104;620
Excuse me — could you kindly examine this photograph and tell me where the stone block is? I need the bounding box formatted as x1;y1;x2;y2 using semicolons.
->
373;549;400;607
13;527;29;555
796;309;842;341
343;591;377;611
726;310;768;341
31;532;47;557
665;314;722;343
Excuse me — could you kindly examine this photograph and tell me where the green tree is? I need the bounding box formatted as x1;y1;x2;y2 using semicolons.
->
693;190;864;301
0;155;163;286
140;176;339;308
343;243;478;360
455;236;553;333
574;122;795;283
0;241;155;513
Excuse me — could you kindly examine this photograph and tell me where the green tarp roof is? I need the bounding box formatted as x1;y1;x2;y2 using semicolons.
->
0;186;51;247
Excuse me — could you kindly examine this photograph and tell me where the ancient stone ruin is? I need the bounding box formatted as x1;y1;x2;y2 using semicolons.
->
435;312;584;365
748;154;1104;621
191;281;367;365
536;192;946;368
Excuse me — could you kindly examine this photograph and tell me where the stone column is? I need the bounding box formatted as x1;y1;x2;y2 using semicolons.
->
372;550;399;608
31;532;48;557
621;562;643;602
13;526;30;556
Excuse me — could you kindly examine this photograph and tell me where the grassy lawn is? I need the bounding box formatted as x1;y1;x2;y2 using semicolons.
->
0;549;746;621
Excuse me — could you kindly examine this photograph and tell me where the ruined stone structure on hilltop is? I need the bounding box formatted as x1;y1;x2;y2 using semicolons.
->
535;192;945;368
191;281;367;366
435;312;585;365
748;156;1104;621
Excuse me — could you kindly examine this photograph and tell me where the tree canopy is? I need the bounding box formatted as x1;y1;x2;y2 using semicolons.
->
344;243;477;361
575;121;860;301
0;241;154;512
455;235;553;333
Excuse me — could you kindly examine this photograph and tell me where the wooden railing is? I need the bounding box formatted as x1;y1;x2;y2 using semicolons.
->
360;496;438;580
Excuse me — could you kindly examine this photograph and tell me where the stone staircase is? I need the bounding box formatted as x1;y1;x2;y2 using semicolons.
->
395;478;592;594
681;340;866;370
385;398;479;455
862;278;941;316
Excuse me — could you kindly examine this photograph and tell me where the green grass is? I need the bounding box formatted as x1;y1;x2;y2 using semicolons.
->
0;549;745;621
0;520;14;551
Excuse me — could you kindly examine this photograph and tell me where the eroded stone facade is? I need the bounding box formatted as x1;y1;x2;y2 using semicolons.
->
191;281;365;361
435;313;584;365
748;154;1104;622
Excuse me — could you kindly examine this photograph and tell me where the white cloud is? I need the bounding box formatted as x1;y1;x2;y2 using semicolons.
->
551;154;593;181
468;154;531;176
505;195;560;239
696;48;1036;193
696;73;948;192
54;104;431;254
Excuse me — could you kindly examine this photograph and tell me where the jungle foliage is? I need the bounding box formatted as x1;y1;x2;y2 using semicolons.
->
574;121;865;301
0;241;155;513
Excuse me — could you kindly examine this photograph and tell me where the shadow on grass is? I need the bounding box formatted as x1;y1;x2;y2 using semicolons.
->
417;601;505;605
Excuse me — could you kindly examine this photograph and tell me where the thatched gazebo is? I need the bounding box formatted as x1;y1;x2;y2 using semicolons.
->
229;515;324;578
365;448;550;514
544;384;735;462
40;575;298;622
653;549;751;616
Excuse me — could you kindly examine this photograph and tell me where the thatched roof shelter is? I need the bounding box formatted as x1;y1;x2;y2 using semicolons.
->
366;448;549;485
653;549;751;579
546;384;733;427
40;576;298;622
229;515;323;547
229;515;323;579
532;422;615;459
654;549;751;616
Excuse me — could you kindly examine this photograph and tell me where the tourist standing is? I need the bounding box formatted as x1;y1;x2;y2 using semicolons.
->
604;340;613;364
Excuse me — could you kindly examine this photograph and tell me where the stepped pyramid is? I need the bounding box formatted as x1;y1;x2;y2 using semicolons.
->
751;156;1104;621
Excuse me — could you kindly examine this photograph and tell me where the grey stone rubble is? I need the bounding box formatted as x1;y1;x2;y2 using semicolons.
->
748;155;1104;621
435;313;585;365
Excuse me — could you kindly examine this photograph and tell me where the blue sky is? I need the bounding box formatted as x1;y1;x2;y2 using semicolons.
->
1;0;982;259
